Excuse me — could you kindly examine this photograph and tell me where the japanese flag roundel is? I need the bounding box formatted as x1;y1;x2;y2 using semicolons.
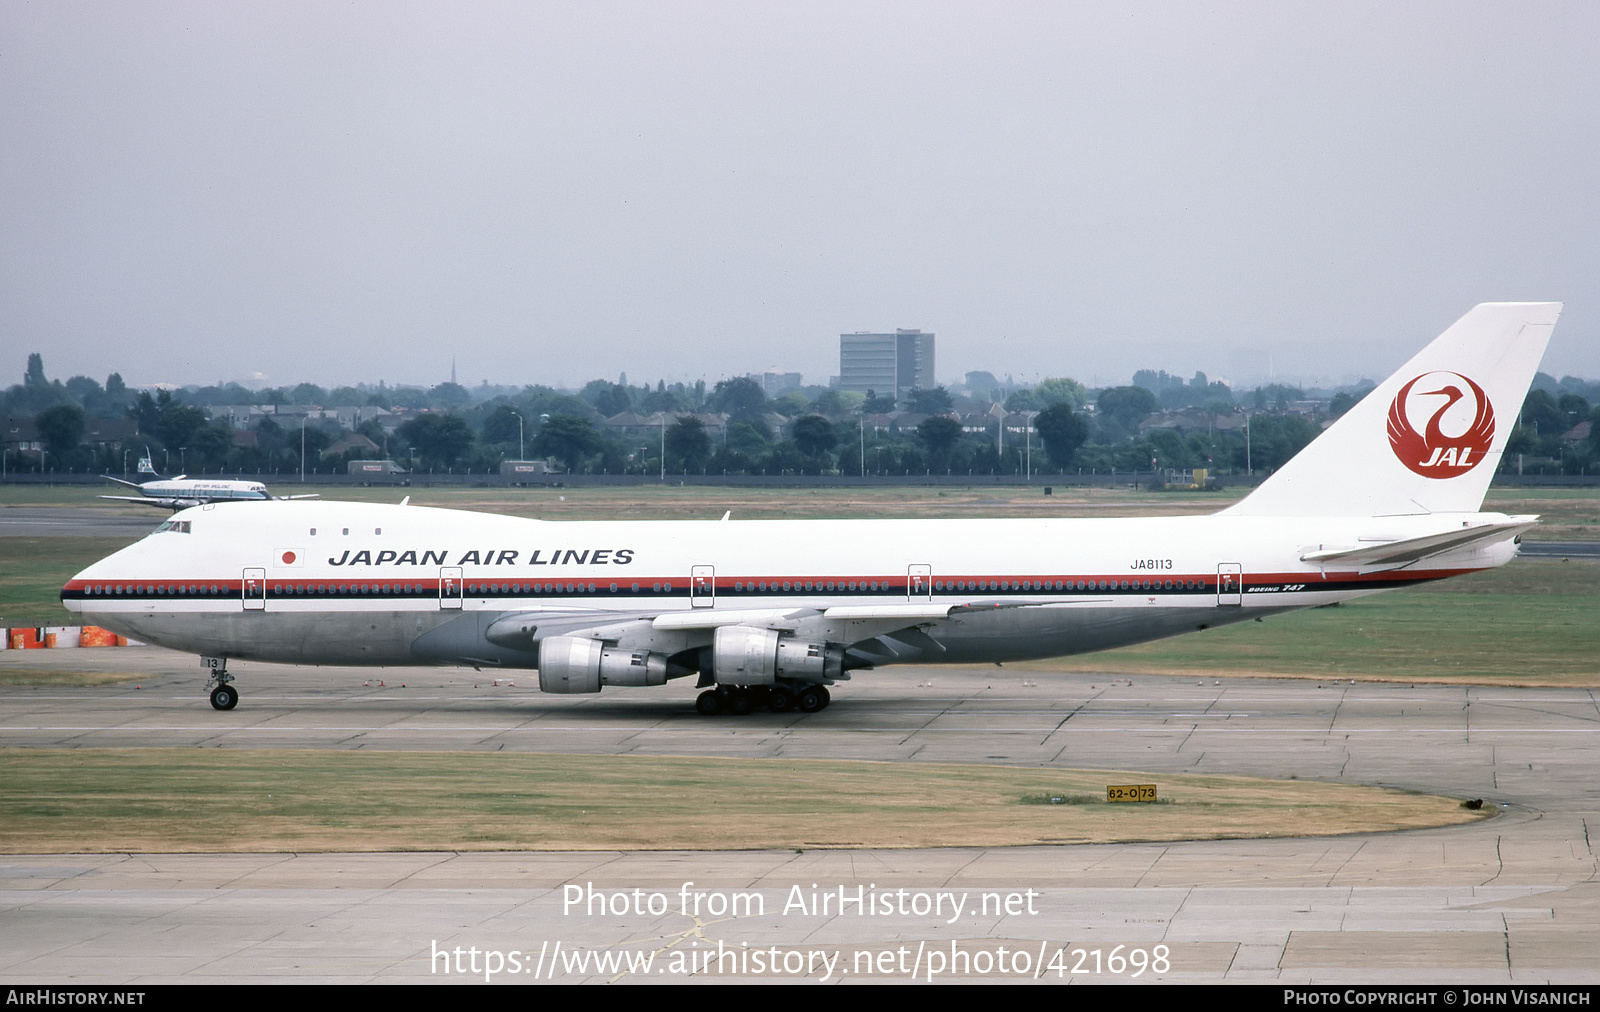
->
1386;371;1495;478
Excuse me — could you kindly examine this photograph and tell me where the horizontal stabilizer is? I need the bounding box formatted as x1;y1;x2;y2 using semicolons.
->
1300;518;1537;567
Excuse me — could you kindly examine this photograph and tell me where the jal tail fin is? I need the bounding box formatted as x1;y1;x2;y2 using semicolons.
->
1223;302;1560;518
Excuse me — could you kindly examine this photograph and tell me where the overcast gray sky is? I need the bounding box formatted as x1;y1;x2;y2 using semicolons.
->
3;1;1596;393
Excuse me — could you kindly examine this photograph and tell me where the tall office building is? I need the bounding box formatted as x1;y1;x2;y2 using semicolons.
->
837;329;935;399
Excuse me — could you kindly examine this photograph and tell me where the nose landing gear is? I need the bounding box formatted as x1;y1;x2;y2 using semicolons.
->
203;657;238;710
210;684;239;710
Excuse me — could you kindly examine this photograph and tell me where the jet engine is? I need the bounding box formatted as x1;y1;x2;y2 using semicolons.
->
536;635;670;694
711;625;843;685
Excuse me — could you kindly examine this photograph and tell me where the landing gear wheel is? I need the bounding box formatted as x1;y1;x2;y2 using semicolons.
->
795;686;825;713
816;685;832;709
695;690;722;716
767;687;795;712
210;685;238;711
728;689;753;716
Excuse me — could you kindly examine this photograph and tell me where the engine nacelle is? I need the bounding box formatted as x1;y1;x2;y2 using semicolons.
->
712;625;843;685
537;635;669;694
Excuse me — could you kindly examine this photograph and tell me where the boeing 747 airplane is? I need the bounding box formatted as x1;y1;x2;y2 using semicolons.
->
64;303;1560;713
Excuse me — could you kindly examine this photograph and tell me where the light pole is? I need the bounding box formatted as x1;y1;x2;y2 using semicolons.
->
858;408;866;478
1245;411;1252;475
1023;411;1037;480
510;411;524;461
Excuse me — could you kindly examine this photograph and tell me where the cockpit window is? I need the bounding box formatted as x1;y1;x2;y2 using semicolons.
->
155;520;193;534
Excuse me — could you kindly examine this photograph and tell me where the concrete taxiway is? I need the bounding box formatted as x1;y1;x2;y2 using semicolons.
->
2;649;1597;984
0;506;160;538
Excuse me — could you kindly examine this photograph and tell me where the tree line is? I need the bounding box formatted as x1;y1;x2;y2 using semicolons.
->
7;353;1600;478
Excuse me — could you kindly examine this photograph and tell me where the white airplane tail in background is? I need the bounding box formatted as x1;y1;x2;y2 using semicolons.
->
1224;302;1561;518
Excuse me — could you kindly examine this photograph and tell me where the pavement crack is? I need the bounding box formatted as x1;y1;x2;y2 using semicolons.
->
1480;835;1506;886
1130;846;1169;888
1328;840;1367;885
1040;701;1091;746
1176;723;1199;754
940;850;985;889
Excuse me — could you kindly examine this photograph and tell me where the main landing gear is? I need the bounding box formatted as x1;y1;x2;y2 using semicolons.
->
203;658;238;710
695;683;832;716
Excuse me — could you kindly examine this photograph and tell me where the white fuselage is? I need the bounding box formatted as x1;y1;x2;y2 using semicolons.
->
135;479;270;502
63;499;1516;670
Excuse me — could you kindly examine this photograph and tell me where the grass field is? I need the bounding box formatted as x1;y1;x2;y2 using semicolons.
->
0;536;139;627
0;748;1488;853
6;479;1595;524
1034;558;1600;685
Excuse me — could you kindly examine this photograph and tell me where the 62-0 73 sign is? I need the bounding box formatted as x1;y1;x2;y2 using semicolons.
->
1106;784;1157;802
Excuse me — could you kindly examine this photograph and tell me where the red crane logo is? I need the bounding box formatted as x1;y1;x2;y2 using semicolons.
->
1386;372;1495;478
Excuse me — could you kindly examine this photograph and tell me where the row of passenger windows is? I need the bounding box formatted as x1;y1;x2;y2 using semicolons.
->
84;583;224;596
79;578;1212;598
727;579;1209;593
734;580;887;592
276;584;434;596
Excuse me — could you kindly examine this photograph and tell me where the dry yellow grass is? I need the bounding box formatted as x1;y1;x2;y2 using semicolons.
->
0;748;1488;853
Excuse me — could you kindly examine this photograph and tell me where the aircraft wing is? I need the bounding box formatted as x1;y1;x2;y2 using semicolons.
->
274;494;321;500
487;604;959;649
97;495;191;511
481;597;1082;666
1299;518;1538;568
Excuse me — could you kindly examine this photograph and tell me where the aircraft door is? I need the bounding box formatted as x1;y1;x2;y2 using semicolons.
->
439;567;463;610
908;564;932;601
242;568;266;611
1217;563;1242;606
691;565;715;608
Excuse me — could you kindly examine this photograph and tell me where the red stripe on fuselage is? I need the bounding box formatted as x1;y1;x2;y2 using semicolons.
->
61;567;1483;601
